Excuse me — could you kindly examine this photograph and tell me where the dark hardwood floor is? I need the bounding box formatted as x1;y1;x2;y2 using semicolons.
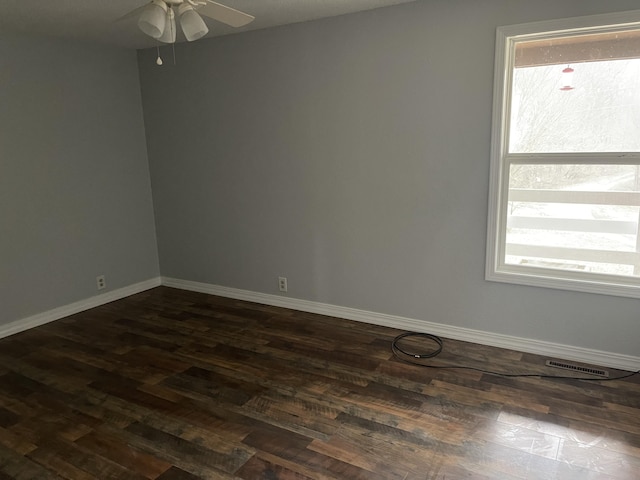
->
0;287;638;479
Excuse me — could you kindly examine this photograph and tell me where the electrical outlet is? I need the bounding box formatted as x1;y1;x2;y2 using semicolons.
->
96;275;106;290
278;276;288;292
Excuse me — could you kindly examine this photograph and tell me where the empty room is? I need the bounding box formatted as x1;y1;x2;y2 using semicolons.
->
1;0;639;478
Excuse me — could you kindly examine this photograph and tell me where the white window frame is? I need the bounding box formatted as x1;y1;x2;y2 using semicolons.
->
486;10;640;299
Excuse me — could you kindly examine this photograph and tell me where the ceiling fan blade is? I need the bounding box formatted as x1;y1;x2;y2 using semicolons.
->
196;1;255;27
114;4;148;23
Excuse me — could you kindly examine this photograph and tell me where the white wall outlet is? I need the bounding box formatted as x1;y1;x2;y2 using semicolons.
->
278;276;288;292
96;275;106;290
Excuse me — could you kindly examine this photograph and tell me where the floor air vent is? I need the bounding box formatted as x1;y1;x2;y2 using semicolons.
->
545;360;609;377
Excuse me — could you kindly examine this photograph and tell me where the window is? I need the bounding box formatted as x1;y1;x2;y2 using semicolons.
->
486;11;640;298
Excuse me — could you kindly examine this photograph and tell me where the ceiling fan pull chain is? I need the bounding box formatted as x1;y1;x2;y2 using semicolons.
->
156;46;163;65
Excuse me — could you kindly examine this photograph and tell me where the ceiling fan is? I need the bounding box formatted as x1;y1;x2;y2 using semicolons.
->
125;0;255;44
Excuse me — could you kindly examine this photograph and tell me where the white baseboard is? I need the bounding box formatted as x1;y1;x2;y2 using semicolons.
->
0;277;162;340
161;277;640;372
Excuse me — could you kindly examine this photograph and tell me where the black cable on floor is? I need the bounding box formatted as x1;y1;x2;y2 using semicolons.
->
391;331;640;382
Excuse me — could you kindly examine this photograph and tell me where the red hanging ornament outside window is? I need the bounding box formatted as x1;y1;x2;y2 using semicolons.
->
560;66;575;91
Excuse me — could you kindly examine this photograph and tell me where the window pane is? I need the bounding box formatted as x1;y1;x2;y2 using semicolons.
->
505;164;640;276
509;31;640;153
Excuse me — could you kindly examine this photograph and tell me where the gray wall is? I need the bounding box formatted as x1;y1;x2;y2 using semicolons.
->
138;0;640;356
0;35;159;325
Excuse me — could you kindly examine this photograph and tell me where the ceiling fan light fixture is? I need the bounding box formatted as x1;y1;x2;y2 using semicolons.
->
158;7;176;43
178;4;209;42
138;0;168;39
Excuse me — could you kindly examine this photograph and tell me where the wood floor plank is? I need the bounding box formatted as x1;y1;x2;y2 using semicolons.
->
121;422;249;478
28;436;147;480
242;423;386;480
75;429;172;479
0;286;638;479
235;454;317;480
26;447;99;480
0;427;36;457
0;443;60;480
154;466;204;480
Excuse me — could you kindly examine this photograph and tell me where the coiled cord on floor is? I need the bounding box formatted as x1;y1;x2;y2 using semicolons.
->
391;331;640;382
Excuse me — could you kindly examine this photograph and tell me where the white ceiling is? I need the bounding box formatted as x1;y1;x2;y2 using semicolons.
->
0;0;420;50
